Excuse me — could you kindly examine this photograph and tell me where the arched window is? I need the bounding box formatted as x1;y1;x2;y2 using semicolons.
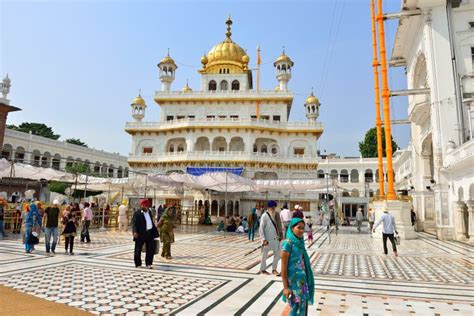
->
271;146;278;154
231;80;240;90
253;144;258;153
220;80;228;91
219;69;222;74
177;145;184;152
169;144;174;153
227;68;230;74
209;80;217;91
282;64;287;71
261;144;267;153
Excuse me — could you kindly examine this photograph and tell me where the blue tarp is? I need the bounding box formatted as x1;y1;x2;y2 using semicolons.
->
186;167;244;176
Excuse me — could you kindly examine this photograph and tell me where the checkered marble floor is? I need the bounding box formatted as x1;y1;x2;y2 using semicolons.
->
0;226;472;315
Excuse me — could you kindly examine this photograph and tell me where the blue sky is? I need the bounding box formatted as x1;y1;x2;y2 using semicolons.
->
0;0;409;157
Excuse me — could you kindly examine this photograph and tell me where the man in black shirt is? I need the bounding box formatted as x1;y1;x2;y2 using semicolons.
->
43;200;60;255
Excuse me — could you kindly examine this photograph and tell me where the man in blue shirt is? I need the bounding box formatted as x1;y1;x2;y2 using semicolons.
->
373;208;398;257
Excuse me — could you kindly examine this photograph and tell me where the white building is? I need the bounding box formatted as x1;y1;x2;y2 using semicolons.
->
2;129;129;178
125;17;326;214
390;0;474;241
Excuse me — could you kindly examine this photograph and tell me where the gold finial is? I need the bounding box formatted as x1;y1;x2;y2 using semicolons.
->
138;88;142;96
282;45;285;55
311;86;314;96
167;48;170;56
225;15;233;41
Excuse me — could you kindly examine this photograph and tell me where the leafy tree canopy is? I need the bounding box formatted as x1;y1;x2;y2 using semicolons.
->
66;138;88;147
359;127;399;158
65;162;91;175
7;122;60;140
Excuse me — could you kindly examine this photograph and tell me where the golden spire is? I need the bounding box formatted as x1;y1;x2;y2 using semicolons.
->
225;15;233;42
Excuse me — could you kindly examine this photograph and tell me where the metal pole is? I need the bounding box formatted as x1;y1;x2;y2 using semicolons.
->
83;173;89;200
100;183;110;231
371;0;386;198
224;171;228;217
144;174;148;199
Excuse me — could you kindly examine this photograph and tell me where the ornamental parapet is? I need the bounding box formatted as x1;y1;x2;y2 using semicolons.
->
125;118;323;133
154;89;293;103
128;151;319;165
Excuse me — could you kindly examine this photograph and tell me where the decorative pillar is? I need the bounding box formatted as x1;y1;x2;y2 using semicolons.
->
454;201;468;241
466;200;474;243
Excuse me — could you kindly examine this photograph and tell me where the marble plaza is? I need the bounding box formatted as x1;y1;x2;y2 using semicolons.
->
0;225;472;315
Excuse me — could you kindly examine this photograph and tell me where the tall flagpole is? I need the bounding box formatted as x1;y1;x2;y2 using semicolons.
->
376;0;396;200
371;0;385;199
256;45;261;118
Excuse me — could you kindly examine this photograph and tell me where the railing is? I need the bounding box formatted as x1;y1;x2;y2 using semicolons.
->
125;117;323;130
155;89;293;97
128;151;320;163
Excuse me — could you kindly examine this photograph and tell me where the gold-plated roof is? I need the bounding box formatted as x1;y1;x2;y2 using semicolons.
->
158;49;177;68
305;91;320;105
181;80;192;92
131;94;146;106
199;16;249;74
274;48;294;67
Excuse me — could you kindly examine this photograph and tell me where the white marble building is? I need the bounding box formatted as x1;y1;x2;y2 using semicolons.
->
2;128;129;178
125;17;326;213
390;0;474;241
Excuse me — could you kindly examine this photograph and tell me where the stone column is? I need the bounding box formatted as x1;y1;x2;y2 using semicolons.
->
454;201;468;241
466;200;474;244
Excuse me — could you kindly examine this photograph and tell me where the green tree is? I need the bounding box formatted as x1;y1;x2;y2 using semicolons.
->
65;162;91;175
7;122;60;140
66;138;88;147
48;181;70;195
359;127;399;158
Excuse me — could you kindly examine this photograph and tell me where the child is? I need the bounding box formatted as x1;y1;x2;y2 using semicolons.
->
307;223;313;244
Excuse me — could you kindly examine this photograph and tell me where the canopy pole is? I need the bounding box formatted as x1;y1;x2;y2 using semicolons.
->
224;171;228;218
100;183;110;231
144;174;148;198
83;173;89;200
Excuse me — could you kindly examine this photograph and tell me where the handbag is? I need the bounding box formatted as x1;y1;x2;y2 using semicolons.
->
142;238;160;255
395;234;401;245
28;232;39;245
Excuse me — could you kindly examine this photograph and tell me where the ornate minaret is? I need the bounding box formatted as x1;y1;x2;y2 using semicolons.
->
130;92;146;122
273;48;293;91
1;74;11;101
305;89;321;123
157;49;177;92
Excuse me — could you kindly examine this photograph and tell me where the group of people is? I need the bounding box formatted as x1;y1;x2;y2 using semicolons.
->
19;200;94;255
132;199;177;268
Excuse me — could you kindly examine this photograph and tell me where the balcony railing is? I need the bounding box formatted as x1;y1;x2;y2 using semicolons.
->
128;151;320;164
125;117;323;130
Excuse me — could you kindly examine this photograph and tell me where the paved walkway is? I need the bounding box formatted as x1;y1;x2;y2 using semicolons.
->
0;225;472;315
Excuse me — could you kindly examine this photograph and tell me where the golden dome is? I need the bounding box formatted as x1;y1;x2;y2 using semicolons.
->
131;94;146;106
274;48;294;67
199;17;249;74
158;50;177;68
181;80;192;92
305;92;320;105
201;54;208;65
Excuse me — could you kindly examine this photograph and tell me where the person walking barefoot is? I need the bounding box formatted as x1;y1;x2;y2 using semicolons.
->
281;218;315;315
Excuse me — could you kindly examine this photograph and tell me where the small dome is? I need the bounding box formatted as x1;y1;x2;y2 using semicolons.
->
305;92;320;105
274;49;294;67
242;54;249;63
274;85;280;91
158;51;177;68
181;81;192;92
131;94;146;106
201;54;208;65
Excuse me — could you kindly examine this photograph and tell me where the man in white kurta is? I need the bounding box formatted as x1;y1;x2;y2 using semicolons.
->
118;203;128;231
259;200;283;276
